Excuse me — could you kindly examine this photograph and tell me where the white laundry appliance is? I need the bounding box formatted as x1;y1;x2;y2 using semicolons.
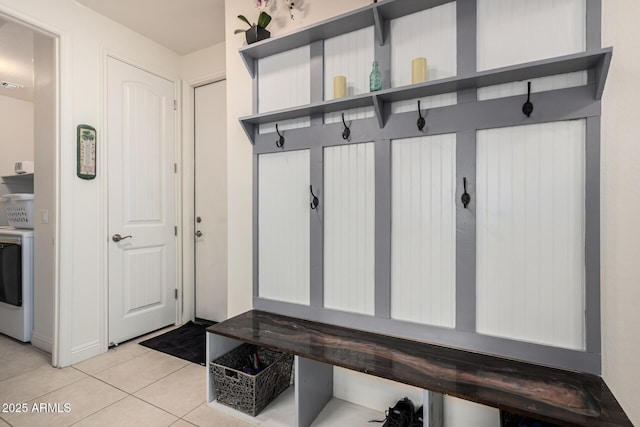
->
0;194;34;342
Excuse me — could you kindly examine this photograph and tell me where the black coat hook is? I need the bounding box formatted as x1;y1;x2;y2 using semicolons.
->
341;113;351;140
522;81;533;118
309;185;319;210
461;177;471;208
417;100;425;131
275;124;285;148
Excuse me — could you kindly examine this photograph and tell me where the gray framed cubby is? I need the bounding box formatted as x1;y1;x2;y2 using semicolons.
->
241;0;611;375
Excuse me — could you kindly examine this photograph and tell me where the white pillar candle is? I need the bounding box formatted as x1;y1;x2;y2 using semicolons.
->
333;75;347;99
411;58;428;84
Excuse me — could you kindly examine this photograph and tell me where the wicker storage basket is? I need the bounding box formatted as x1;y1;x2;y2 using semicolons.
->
210;344;293;416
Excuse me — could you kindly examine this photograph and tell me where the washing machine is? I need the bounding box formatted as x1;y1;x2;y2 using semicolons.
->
0;227;34;342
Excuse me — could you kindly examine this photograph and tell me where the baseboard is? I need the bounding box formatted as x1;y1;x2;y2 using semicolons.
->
70;340;102;365
30;332;52;353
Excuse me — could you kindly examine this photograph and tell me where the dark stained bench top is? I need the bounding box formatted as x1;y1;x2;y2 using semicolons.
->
207;310;632;427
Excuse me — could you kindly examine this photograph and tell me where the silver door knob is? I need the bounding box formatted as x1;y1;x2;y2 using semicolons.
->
195;230;203;238
112;234;132;242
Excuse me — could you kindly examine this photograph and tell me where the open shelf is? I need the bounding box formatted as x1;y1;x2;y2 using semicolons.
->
239;47;612;143
238;0;452;77
1;173;33;179
209;389;385;427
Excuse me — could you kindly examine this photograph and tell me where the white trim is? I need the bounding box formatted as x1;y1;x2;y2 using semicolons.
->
30;332;52;354
70;340;101;365
56;31;72;368
181;72;226;324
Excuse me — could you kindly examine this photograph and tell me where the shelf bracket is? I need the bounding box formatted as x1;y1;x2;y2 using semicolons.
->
372;7;385;46
239;119;256;145
372;94;386;129
239;52;257;78
594;49;612;100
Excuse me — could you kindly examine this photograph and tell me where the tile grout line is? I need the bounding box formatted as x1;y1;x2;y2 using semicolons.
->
66;394;129;426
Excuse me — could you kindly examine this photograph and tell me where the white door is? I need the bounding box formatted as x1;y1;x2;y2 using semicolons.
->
194;80;227;322
107;57;177;345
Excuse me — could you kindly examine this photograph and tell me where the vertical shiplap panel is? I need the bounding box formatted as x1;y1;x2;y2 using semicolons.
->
324;26;375;124
258;45;310;133
477;0;586;71
324;143;375;315
259;45;310;112
476;120;586;350
390;2;457;114
258;150;310;305
391;134;456;328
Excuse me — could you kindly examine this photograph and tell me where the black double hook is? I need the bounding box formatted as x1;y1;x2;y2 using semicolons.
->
417;100;426;131
276;124;285;148
309;185;319;210
522;81;533;118
461;177;471;208
341;113;351;140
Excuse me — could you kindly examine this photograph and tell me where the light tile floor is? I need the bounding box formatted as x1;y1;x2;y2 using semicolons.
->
0;329;253;427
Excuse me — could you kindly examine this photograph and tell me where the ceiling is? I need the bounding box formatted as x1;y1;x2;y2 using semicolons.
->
76;0;226;55
0;18;34;102
0;1;225;102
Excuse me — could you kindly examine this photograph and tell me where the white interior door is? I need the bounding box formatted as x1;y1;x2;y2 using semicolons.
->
194;80;227;322
107;57;177;345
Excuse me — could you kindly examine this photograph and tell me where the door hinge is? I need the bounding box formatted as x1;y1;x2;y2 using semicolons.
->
174;226;178;236
174;289;178;299
173;99;177;110
174;163;177;173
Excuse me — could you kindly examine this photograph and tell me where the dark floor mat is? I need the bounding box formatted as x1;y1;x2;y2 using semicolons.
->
139;321;212;365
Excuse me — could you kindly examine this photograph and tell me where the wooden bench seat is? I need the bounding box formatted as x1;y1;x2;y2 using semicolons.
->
206;310;631;427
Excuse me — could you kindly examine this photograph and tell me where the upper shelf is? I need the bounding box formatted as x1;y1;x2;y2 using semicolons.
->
239;47;613;143
238;0;452;77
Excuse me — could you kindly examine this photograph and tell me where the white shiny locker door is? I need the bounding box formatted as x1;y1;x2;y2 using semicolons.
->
324;143;375;315
258;150;310;305
477;0;587;100
476;120;586;350
391;134;457;328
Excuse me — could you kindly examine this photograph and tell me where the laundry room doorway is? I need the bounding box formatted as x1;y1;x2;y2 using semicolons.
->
0;12;58;364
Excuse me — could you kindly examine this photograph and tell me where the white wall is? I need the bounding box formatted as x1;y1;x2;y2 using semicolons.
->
601;1;640;424
0;0;181;366
31;32;56;353
0;95;33;177
0;94;33;197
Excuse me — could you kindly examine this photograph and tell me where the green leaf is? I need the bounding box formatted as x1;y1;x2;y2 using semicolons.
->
234;29;246;34
237;15;253;28
257;11;272;29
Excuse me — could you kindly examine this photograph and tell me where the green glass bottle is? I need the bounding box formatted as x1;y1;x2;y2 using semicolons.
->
369;61;382;92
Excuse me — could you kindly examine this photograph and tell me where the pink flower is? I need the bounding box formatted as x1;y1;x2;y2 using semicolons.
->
256;0;269;10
